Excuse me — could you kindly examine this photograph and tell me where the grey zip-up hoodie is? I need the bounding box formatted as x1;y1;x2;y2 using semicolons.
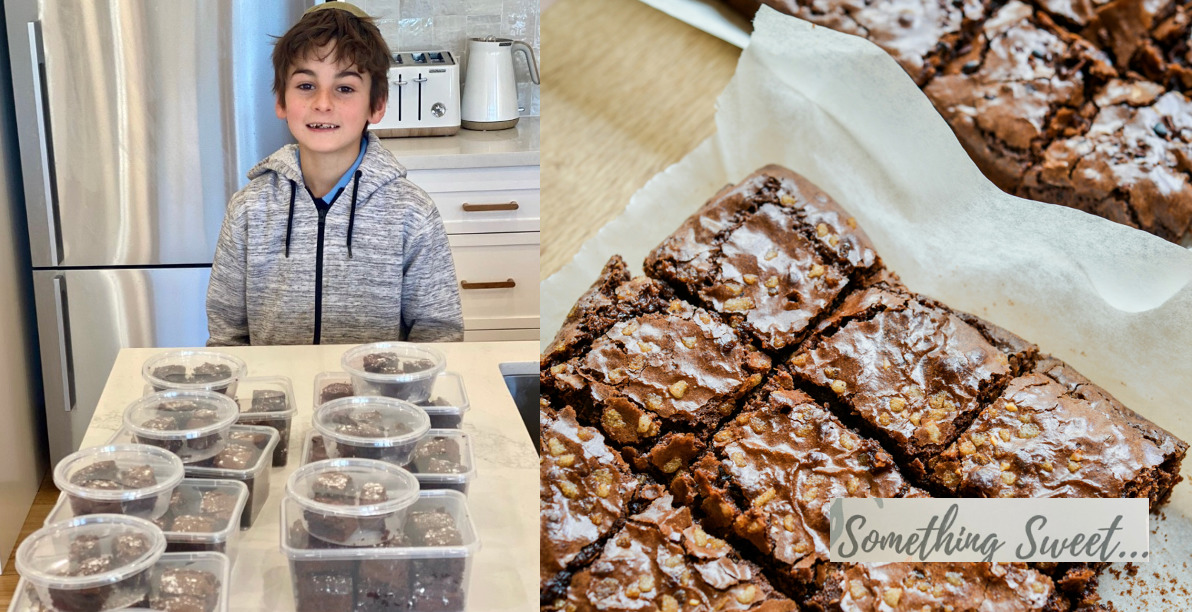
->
206;133;464;346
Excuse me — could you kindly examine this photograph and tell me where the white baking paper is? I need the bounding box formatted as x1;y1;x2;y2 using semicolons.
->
542;6;1192;607
637;0;752;47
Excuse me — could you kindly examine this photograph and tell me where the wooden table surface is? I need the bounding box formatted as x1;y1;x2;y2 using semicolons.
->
540;0;742;279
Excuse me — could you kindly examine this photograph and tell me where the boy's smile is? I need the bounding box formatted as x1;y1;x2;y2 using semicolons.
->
276;44;385;172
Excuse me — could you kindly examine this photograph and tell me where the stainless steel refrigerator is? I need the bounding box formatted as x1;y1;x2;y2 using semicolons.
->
6;0;309;464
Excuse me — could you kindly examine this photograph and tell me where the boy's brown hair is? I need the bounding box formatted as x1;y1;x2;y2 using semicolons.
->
272;4;391;113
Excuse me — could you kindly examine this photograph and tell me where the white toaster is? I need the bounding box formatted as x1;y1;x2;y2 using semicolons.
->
370;51;461;138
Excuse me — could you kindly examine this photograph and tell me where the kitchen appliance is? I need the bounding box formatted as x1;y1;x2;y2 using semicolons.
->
5;0;307;465
370;50;461;138
461;37;540;131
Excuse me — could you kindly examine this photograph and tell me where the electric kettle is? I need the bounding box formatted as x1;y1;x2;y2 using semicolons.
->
461;37;540;130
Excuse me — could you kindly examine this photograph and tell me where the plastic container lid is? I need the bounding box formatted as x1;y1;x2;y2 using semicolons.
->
233;376;296;420
124;390;240;441
54;444;185;504
108;425;279;478
142;350;247;392
280;489;478;561
340;342;445;383
15;514;166;590
313;396;430;449
286;458;419;518
314;370;470;416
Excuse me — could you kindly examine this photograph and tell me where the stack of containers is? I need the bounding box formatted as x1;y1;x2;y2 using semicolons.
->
280;458;479;612
9;514;231;612
111;350;281;529
306;342;477;494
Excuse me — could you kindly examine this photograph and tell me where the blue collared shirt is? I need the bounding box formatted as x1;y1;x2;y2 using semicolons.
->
299;138;368;202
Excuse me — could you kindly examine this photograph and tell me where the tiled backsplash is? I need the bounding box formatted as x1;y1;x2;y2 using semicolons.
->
348;0;540;116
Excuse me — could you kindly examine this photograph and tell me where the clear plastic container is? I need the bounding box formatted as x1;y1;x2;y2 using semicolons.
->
285;458;419;547
232;376;296;467
141;350;247;396
142;551;230;612
46;479;248;560
301;429;475;494
340;342;446;402
110;425;278;529
280;490;478;612
15;514;167;612
123;390;240;463
53;445;185;520
314;371;470;428
8;550;230;612
313;396;430;465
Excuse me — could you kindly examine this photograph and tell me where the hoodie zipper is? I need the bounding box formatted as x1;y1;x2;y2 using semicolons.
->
310;188;342;344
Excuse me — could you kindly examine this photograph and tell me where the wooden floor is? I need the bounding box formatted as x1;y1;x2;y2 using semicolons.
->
0;472;60;606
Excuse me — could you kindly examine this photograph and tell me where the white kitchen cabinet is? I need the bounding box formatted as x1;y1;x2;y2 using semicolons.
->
385;121;540;342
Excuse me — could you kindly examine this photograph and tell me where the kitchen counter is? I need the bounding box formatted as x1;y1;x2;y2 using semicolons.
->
541;0;739;279
75;341;539;612
381;116;540;170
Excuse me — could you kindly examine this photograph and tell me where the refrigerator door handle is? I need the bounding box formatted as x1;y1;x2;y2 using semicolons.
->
52;275;75;411
27;20;62;266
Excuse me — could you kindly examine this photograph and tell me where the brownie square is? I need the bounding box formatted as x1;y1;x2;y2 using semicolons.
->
788;281;1036;478
559;488;797;612
755;0;989;85
929;356;1188;503
804;562;1060;611
686;371;925;599
540;407;641;599
544;265;771;458
645;166;880;353
295;572;353;612
924;1;1115;193
1019;79;1192;244
320;382;355;404
157;568;220;611
248;389;287;413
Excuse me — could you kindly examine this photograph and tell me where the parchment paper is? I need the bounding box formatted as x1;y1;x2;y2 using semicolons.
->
542;7;1192;607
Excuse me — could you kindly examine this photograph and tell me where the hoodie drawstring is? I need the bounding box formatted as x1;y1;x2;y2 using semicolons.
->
284;179;296;258
346;170;362;259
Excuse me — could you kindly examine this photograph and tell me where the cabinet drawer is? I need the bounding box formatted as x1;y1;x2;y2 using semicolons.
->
407;165;539;193
431;189;539;234
449;232;539;331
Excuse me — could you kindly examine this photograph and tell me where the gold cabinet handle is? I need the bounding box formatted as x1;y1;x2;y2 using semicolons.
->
462;201;519;212
461;279;516;290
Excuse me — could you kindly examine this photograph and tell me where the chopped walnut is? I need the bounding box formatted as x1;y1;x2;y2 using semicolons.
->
840;435;857;450
959;439;976;455
828;235;840;246
1071;450;1083;461
750;417;767;433
577;429;594;442
714;429;733;444
622;322;639;336
924;421;942;444
548;438;566;456
780;194;796;206
999;429;1011;442
646;394;663;412
596;482;611;498
731;452;747;467
628;354;646;371
669;381;688;399
1004;401;1018;412
764;250;778;261
847;217;857;228
816;223;829;237
638;575;655;593
668;300;684;313
846;476;861;494
881;358;892;370
662;457;683;474
693;527;709;547
557;454;575;468
607;368;627;384
680;336;697;349
1031;581;1046;594
909;412;922;426
1018;424;1040;439
1001;472;1017;486
637;414;654;434
831;380;848;394
603;408;626;430
1068;461;1081;473
878;412;892;426
792;353;809;367
753;487;777;507
808;264;825;279
889;397;906;412
971;432;987;447
723;297;755;312
735;585;757;605
698;313;711;325
765;275;781;288
1041;460;1053;472
849;580;869;601
559;481;579;498
743;274;758;285
883;587;902;606
550;364;567;375
784;514;796;531
659;594;679;612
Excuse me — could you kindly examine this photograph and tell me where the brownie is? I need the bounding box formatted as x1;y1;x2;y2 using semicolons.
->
557;488;798;612
1131;5;1192;90
412;436;462;468
362;352;434;375
355;534;413;611
70;460;119;485
198;490;239;523
540;407;642;600
1019;78;1192;244
153;365;190;385
243;390;289;466
739;0;990;86
304;472;394;545
171;515;219;533
541;255;674;369
235;418;288;467
687;372;926;599
191;362;232;384
804;562;1060;611
66;461;160;517
150;595;208;612
157;568;220;612
543;263;771;462
924;1;1115;193
930;356;1188;504
644;166;881;353
320;382;355;404
296;572;354;612
113;532;151;565
788;281;1036;478
51;546;152;612
1077;0;1180;72
211;441;255;470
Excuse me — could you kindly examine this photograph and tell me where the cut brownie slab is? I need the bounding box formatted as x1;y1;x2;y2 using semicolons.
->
930;355;1187;504
1019;78;1192;244
543;264;771;470
737;0;990;85
645;165;880;353
540;407;642;602
788;281;1037;479
553;487;798;612
688;370;925;600
925;1;1115;193
804;562;1061;611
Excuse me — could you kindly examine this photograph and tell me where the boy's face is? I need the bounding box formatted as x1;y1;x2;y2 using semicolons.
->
276;44;385;160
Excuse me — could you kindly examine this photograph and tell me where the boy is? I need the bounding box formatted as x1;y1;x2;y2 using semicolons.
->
207;2;464;346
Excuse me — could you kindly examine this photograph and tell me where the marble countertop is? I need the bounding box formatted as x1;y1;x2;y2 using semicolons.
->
381;116;540;170
78;341;539;612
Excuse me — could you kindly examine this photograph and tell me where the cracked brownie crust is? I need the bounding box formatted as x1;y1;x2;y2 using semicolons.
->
645;165;880;353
